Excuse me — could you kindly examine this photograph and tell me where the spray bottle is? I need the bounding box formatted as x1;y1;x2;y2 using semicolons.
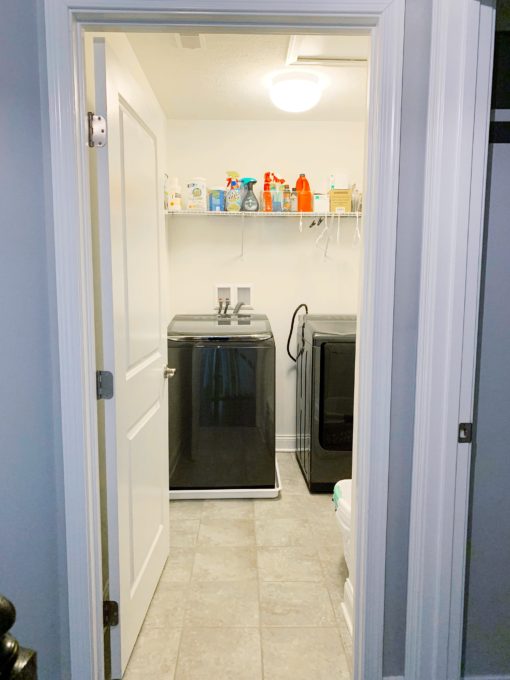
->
225;171;242;212
241;178;259;212
262;172;273;212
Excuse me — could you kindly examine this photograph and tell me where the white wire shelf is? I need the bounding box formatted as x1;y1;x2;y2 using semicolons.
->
165;210;362;218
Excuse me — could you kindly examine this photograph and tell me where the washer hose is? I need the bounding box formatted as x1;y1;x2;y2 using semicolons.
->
286;303;309;362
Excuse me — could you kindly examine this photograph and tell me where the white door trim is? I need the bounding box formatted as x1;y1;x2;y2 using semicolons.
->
43;2;404;679
405;1;495;679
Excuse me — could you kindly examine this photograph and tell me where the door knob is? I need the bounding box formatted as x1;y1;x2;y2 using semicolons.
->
164;366;176;379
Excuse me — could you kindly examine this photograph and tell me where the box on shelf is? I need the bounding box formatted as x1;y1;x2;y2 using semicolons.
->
313;193;329;213
329;189;352;214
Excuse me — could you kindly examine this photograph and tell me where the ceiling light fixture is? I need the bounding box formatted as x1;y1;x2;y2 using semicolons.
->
267;71;326;113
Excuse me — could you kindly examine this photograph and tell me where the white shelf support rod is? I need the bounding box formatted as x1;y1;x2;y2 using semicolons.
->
240;213;245;260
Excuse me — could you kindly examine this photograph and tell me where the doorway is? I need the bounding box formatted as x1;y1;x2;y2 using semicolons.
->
43;2;405;679
88;27;367;678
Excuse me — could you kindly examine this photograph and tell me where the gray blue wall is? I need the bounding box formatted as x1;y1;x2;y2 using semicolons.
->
0;2;69;678
0;0;433;678
462;135;510;676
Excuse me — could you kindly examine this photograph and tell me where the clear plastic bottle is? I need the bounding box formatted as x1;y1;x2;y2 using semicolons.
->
282;184;291;212
290;187;298;212
167;177;182;211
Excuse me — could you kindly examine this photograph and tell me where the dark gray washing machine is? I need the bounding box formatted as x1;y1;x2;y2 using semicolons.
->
167;314;275;491
296;315;356;492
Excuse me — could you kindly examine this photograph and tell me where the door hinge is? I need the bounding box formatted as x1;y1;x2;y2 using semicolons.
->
87;111;107;148
103;600;119;628
96;370;114;400
458;422;473;444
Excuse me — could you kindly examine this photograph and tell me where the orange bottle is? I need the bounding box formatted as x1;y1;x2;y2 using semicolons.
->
296;173;313;212
262;171;273;212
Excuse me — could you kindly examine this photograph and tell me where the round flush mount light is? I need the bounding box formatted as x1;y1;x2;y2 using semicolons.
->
267;71;327;113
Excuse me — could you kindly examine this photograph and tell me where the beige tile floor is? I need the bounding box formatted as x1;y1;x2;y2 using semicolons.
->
124;451;352;680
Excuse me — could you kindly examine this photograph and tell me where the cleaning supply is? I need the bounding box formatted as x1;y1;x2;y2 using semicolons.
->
241;178;259;212
351;184;362;213
209;187;225;212
271;182;283;212
185;177;206;211
290;187;298;212
225;171;242;212
270;174;285;212
330;188;352;213
296;173;313;212
262;172;273;212
167;176;182;211
313;193;329;213
282;185;291;212
164;174;169;210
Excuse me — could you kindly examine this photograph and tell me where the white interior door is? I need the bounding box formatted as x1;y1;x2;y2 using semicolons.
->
93;35;169;677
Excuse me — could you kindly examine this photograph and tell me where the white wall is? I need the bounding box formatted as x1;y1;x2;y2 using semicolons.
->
167;119;365;193
166;119;363;440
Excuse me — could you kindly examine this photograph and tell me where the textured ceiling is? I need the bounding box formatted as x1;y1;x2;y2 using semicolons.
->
126;32;369;121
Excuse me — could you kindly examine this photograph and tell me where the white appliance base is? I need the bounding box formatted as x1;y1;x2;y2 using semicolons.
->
169;461;281;500
341;577;354;638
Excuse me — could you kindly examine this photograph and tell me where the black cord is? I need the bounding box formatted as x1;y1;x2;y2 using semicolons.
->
286;303;309;362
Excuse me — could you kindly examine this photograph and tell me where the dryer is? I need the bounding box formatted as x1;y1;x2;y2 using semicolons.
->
296;315;356;492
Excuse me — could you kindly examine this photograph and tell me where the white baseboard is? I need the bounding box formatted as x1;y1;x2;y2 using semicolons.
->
275;434;296;452
462;676;510;680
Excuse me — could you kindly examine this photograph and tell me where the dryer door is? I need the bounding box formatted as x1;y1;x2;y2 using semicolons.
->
318;340;355;451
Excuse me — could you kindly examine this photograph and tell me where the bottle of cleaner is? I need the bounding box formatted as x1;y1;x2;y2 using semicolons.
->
167;177;182;211
282;184;291;212
225;180;242;212
271;182;283;212
241;178;259;212
164;174;169;210
262;172;273;212
296;173;313;212
290;188;298;212
225;171;242;212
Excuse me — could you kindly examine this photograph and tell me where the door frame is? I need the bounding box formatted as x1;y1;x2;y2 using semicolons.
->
44;2;404;679
405;1;496;679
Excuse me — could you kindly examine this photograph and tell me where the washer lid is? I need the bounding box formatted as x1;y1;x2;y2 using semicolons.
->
167;314;273;342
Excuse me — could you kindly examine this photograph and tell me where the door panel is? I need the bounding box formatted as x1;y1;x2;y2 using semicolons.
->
121;105;161;367
93;35;169;677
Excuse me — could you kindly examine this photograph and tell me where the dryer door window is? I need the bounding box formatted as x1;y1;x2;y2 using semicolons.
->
319;341;355;451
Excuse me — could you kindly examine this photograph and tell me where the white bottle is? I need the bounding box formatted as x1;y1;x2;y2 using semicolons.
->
164;174;169;210
167;177;182;212
186;177;207;211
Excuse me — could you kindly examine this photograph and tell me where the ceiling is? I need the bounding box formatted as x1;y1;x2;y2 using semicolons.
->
126;32;370;121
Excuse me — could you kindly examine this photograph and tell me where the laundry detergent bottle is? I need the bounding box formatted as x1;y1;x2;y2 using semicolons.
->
296;173;313;212
241;178;259;212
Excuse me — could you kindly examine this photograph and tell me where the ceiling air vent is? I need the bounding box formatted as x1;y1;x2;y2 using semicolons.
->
176;33;206;50
286;35;369;68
